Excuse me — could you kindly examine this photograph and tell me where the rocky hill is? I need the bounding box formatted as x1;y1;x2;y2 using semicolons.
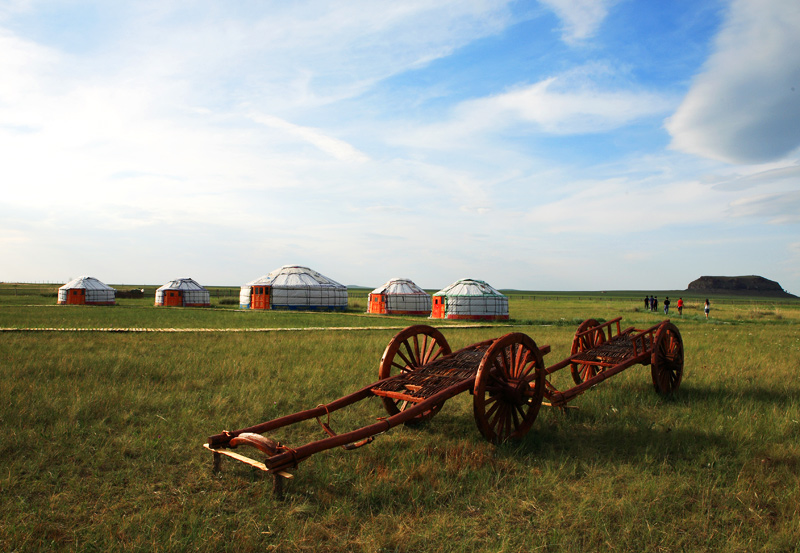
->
687;275;796;298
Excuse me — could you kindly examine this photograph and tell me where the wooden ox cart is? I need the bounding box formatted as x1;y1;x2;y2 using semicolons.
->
205;317;684;496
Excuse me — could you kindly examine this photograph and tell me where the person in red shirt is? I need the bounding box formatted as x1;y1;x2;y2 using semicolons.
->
677;297;684;316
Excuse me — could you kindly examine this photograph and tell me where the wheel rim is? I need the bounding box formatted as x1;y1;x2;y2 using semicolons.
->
570;319;606;385
378;325;451;422
473;333;545;444
651;322;684;394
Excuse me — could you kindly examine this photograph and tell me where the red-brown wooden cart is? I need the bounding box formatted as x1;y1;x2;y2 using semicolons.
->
205;317;683;496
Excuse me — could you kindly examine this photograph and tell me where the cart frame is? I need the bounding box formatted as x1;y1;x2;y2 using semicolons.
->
205;317;683;496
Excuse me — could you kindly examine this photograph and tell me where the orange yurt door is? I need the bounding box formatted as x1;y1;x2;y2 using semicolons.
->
432;296;444;318
368;293;386;314
67;289;86;305
251;286;271;309
164;290;183;307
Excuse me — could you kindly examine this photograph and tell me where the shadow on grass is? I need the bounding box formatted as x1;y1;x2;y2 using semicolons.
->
669;383;799;406
492;382;798;469
512;416;729;466
380;382;788;471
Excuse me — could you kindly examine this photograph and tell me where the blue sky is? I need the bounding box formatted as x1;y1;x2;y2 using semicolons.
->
1;0;799;294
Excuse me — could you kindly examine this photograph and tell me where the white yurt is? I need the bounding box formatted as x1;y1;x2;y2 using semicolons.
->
155;278;211;307
57;276;116;305
367;278;431;315
430;278;509;320
239;265;348;310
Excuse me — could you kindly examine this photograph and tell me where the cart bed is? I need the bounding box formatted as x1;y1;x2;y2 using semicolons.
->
371;343;490;404
570;332;650;367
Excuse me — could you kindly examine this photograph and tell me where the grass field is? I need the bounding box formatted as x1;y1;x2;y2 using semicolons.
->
1;285;799;552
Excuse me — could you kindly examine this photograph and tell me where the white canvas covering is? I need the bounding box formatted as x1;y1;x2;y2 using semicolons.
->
434;278;508;318
370;278;431;313
57;276;116;304
155;278;210;306
239;265;348;309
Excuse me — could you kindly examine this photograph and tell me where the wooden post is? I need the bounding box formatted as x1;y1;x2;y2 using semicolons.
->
272;474;284;500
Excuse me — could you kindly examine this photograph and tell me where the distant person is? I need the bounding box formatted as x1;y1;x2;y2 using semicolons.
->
677;297;684;316
653;296;658;312
644;295;649;311
704;299;710;319
663;297;670;315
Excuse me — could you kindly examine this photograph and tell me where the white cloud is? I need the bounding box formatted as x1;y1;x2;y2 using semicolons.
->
0;1;517;212
707;163;800;191
249;113;368;163
666;0;800;164
539;0;617;43
0;228;29;246
109;1;516;112
473;76;671;134
524;177;714;235
395;67;673;149
728;191;800;224
0;31;59;112
690;161;800;225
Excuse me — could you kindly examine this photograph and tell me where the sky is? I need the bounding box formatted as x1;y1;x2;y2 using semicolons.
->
1;0;799;294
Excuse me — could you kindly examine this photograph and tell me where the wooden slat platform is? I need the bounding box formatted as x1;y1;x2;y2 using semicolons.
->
371;345;490;403
571;333;644;365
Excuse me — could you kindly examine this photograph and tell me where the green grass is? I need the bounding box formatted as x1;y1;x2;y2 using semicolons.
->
0;304;434;330
1;291;799;551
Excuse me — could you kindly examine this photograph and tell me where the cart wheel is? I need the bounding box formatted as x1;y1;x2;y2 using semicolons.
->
570;318;607;385
651;322;684;394
379;325;452;422
473;333;545;444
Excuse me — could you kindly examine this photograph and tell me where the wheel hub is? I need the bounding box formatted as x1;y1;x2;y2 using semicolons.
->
498;379;529;405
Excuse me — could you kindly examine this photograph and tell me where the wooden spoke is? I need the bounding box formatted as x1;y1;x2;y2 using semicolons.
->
422;333;442;364
378;325;452;423
651;322;684;395
419;334;429;363
516;347;536;380
570;318;607;385
473;333;545;444
396;341;415;368
391;361;408;373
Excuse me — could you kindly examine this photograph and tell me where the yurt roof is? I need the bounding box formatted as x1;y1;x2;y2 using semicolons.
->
433;278;505;297
246;265;345;288
157;278;208;292
371;278;428;295
59;276;115;291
